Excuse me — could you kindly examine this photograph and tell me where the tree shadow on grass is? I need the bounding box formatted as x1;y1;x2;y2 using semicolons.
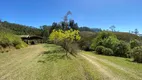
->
125;58;142;63
125;58;134;62
38;51;72;63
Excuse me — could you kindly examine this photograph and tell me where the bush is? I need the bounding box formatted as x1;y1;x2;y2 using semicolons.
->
113;41;130;57
95;46;105;54
126;50;132;58
0;31;28;50
102;36;119;49
131;46;142;63
102;48;113;56
96;46;113;56
91;31;117;50
130;39;142;49
91;31;132;57
15;42;28;49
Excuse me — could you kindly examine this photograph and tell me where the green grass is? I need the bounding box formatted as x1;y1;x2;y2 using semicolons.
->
34;44;99;80
1;44;142;80
83;52;142;80
0;44;99;80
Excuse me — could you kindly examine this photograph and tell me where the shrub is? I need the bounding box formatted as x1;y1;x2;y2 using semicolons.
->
126;50;132;58
131;46;142;63
0;38;12;48
113;41;130;57
91;31;117;50
130;39;141;49
102;48;114;56
96;46;113;56
0;31;28;50
102;36;119;49
15;42;28;49
95;46;105;54
15;44;22;49
91;31;132;57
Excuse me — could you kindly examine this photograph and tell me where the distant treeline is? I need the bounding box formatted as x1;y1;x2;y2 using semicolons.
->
0;20;141;43
0;20;102;42
0;21;42;36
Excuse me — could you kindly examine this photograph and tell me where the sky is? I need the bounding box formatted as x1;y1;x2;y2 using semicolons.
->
0;0;142;33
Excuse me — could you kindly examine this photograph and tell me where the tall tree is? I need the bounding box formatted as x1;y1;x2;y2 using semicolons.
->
50;11;78;31
50;22;58;33
61;21;66;30
69;20;78;30
40;25;50;42
109;25;116;32
63;11;72;30
134;29;139;35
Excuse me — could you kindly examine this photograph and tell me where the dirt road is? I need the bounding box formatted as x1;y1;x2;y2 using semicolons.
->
0;45;45;80
80;53;142;80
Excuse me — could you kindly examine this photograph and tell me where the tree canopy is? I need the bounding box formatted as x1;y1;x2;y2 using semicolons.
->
49;29;81;55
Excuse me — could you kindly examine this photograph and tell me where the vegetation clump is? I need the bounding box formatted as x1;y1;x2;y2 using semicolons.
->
91;31;130;57
95;46;105;54
102;48;114;56
49;29;81;55
0;31;28;52
95;46;113;56
79;31;97;51
131;46;142;63
91;31;116;50
130;39;142;49
113;41;130;57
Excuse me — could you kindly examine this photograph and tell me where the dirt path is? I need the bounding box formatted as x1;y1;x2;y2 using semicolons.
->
0;44;45;80
80;53;142;80
80;54;117;80
1;44;141;80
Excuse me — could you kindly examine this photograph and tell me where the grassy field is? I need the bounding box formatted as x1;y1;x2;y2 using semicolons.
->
81;52;142;80
0;44;142;80
0;44;98;80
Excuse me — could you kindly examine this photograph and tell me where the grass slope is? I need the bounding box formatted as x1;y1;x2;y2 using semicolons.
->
81;52;142;80
0;44;98;80
0;44;142;80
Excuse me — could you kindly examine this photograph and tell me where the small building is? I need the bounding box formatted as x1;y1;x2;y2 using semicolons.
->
20;35;43;45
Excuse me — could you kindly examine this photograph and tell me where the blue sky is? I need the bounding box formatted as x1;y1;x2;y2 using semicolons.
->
0;0;142;33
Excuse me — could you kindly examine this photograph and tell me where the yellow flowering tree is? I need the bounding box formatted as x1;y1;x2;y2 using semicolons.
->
49;29;81;55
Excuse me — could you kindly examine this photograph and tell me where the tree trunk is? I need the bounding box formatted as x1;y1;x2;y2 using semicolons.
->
65;50;68;56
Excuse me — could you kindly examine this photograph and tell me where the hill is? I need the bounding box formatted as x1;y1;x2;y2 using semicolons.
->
0;21;42;36
114;32;141;42
79;31;141;42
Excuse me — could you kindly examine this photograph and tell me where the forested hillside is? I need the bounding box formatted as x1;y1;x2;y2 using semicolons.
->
0;21;42;36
